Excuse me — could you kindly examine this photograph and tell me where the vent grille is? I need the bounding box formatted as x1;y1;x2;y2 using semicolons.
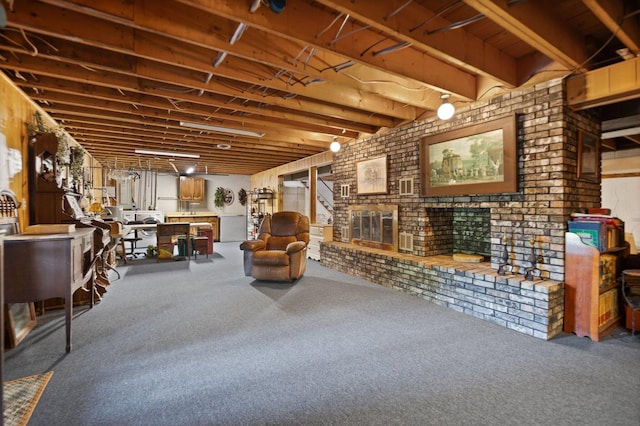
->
399;178;414;195
341;225;350;242
399;232;413;251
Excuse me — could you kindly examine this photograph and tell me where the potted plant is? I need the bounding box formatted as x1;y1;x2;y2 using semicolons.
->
214;186;225;208
146;245;157;258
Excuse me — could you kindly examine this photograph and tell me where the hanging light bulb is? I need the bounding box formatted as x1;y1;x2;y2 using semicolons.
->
437;93;455;120
330;136;341;152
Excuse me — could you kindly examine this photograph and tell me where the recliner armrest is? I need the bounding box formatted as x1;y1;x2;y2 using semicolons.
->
286;241;306;254
240;240;266;252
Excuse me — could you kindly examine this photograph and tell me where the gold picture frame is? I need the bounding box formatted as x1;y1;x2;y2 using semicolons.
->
4;302;36;348
420;115;517;196
356;155;387;195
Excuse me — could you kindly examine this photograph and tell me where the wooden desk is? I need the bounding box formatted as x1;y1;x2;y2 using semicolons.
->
3;228;95;352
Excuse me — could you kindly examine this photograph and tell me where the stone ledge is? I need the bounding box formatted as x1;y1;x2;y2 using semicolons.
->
321;241;564;340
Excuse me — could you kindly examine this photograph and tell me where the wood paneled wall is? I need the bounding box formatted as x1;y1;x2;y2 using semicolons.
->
0;72;97;229
250;151;333;213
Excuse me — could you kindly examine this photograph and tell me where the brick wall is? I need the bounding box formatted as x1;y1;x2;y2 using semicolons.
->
322;78;601;339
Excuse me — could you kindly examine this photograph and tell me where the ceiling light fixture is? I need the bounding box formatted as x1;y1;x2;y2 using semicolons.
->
135;149;200;159
217;143;231;150
186;166;195;174
330;136;341;153
616;48;636;61
180;121;265;138
437;93;455;120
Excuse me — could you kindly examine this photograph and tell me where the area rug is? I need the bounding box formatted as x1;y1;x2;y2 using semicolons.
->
3;371;53;426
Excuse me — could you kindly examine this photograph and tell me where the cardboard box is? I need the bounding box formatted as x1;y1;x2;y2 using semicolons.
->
23;224;76;234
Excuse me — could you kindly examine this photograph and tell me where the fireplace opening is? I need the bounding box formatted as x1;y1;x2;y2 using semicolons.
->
425;207;490;257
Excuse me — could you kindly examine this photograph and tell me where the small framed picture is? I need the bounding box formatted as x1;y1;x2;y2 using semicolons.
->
356;155;387;195
577;130;600;182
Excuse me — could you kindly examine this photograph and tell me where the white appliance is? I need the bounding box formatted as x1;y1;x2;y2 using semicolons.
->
135;210;164;249
123;210;165;255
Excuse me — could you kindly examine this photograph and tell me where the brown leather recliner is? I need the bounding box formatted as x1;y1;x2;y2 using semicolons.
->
240;211;310;281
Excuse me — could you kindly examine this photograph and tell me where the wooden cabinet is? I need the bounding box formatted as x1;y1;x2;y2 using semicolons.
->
179;177;205;201
29;134;67;224
564;232;625;341
308;225;333;261
166;214;219;242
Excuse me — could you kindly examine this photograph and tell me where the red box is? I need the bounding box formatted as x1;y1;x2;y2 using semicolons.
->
625;305;640;331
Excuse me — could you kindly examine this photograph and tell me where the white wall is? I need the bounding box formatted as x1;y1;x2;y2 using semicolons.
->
602;148;640;251
154;172;251;241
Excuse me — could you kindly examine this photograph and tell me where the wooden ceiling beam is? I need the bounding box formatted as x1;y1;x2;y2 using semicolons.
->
24;84;370;140
314;0;518;89
0;54;361;141
464;0;590;73
10;0;414;121
582;0;640;55
16;76;377;136
0;36;389;131
177;0;478;101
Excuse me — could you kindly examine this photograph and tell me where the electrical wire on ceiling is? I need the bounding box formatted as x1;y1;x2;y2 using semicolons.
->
426;14;485;36
320;60;356;73
315;12;346;39
409;0;463;32
385;0;413;20
343;72;429;91
372;41;412;56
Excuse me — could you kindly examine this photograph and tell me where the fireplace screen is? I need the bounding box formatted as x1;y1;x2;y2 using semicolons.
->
349;205;398;251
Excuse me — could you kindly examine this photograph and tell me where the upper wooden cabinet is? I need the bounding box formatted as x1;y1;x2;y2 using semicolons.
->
179;177;205;201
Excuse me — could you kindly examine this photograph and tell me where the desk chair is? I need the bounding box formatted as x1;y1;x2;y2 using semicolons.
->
123;220;143;258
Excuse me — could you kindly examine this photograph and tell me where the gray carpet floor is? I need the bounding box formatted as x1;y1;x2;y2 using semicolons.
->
4;242;640;425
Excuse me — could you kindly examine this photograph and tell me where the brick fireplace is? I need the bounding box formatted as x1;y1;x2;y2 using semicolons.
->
322;78;602;340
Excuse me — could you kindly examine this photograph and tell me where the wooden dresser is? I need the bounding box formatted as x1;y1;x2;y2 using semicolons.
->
166;213;220;241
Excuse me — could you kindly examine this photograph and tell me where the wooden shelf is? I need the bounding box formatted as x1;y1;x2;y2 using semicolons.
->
564;232;622;341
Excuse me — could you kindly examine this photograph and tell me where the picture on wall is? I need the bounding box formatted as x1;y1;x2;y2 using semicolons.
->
357;155;387;194
577;130;600;182
420;115;517;196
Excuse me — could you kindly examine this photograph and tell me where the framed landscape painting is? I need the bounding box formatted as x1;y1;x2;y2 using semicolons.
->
420;115;517;196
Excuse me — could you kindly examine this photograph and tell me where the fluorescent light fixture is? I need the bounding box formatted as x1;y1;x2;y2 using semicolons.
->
180;121;265;138
602;126;640;139
135;149;200;159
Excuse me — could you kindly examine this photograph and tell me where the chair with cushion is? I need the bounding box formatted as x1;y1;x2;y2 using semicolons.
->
240;211;310;281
